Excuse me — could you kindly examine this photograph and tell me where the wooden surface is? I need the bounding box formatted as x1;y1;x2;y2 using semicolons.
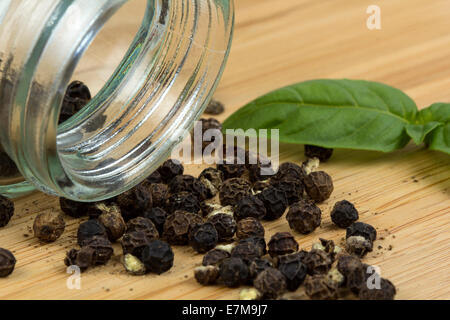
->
1;0;449;300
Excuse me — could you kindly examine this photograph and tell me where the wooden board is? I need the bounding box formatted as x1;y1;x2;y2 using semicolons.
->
0;0;449;300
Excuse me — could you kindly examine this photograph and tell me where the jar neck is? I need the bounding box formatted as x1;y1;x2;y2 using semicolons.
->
0;0;234;201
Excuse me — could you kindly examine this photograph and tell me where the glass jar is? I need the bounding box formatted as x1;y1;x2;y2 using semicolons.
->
0;0;234;201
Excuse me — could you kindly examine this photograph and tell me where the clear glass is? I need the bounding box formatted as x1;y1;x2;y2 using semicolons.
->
0;0;234;201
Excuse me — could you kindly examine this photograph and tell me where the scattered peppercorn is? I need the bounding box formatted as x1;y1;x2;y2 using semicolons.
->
148;183;169;208
271;179;304;205
276;251;308;267
77;219;108;246
202;248;231;266
132;239;174;274
207;213;236;242
346;222;377;242
143;207;168;235
247;154;275;182
157;159;184;183
253;268;287;299
330;200;359;228
326;267;345;288
303;249;333;275
271;162;307;184
249;258;273;279
58;81;91;124
189;222;218;253
121;231;153;255
59;198;94;218
126;217;159;240
257;186;288;221
0;151;19;178
304;145;333;162
146;170;163;184
193;118;222;151
123;253;146;275
194;265;220;285
234;195;266;221
219;178;252;206
33;211;65;242
204;99;224;115
83;236;114;265
117;183;153;221
337;255;365;294
359;277;396;300
163;211;203;245
304;171;334;203
231;239;263;264
169;175;208;201
0;195;14;228
236;217;265;240
277;253;308;291
166;192;201;214
97;204;126;241
286;199;321;234
199;167;224;198
219;257;249;287
64;247;95;272
346;236;373;257
0;248;16;277
239;236;267;256
252;180;271;192
217;157;246;180
304;274;338;300
268;232;299;258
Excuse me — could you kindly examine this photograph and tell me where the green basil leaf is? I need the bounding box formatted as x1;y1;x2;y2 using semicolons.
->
223;79;417;152
412;103;450;154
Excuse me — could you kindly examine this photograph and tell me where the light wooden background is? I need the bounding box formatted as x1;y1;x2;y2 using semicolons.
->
0;0;449;300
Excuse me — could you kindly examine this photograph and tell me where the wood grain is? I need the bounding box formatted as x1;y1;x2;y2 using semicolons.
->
0;0;449;300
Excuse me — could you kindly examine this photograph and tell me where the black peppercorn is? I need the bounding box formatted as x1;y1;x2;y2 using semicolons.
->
166;192;201;214
163;210;203;245
277;252;308;291
219;178;252;206
77;219;108;246
207;213;236;242
83;235;114;265
359;278;396;300
157;159;184;183
240;236;267;256
199;167;224;198
143;207;168;235
204;99;225;115
132;239;174;274
0;248;16;277
202;248;231;266
0;151;19;178
234;195;266;221
217;160;246;181
192;118;222;151
304;145;333;162
252;180;271;192
304;274;338;300
346;236;373;257
337;255;365;294
304;171;334;203
126;217;159;240
253;268;287;299
236;217;265;240
169;175;208;201
145;170;163;184
231;239;263;264
0;195;14;228
97;204;126;242
194;265;220;285
121;231;153;255
249;258;273;279
346;222;377;242
286;199;322;234
268;232;299;258
271;162;307;184
270;179;304;205
59;81;91;124
33;211;66;242
59;198;95;218
117;184;153;221
247;153;275;182
219;257;249;287
148;183;169;208
64;247;95;272
188;222;218;253
330;200;359;228
257;186;288;221
303;249;333;275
